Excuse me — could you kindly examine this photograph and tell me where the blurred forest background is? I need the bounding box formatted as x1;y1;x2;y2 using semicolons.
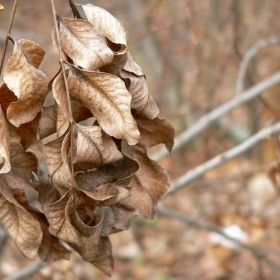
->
2;0;280;279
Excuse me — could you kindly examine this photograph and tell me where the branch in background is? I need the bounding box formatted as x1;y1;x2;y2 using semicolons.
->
157;207;280;272
3;260;48;280
168;121;280;196
236;37;280;95
152;71;280;161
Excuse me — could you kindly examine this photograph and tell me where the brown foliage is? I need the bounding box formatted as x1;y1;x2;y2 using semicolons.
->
0;2;174;276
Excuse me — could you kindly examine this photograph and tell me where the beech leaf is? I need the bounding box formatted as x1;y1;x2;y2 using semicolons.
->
52;69;72;122
3;39;49;127
56;17;114;70
17;39;45;69
0;183;42;258
0;106;11;174
75;124;123;171
81;4;128;54
135;114;175;152
121;70;159;119
68;66;141;145
43;132;72;191
123;52;144;76
122;143;171;219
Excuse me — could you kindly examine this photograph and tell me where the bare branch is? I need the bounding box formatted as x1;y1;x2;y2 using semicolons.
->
157;207;280;272
236;37;280;95
152;71;280;161
3;260;48;280
168;121;280;195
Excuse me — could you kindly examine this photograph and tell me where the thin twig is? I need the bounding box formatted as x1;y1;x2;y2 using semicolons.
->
50;0;76;191
0;0;18;75
236;37;280;95
151;71;280;162
157;207;280;272
168;121;280;195
68;0;82;19
3;260;48;280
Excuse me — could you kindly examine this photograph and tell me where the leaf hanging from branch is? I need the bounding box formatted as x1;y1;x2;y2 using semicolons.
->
68;65;141;145
121;70;159;119
0;106;11;174
56;17;114;71
0;183;43;258
3;39;49;127
81;4;128;54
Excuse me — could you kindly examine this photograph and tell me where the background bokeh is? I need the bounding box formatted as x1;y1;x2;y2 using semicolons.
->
2;0;280;279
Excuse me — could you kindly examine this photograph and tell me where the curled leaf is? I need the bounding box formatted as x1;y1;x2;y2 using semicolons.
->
0;106;10;174
43;132;72;191
68;66;141;145
122;142;171;219
75;124;123;171
123;52;143;76
135;114;175;152
81;4;128;54
3;40;49;127
0;183;43;258
17;39;45;69
56;17;114;70
121;70;159;119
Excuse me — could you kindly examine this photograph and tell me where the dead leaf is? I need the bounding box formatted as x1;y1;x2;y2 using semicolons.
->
74;124;123;171
56;17;114;70
0;106;11;174
17;39;45;69
101;52;127;75
43;132;72;192
121;142;171;219
52;69;72;122
0;4;4;11
0;183;42;258
121;70;159;119
3;39;49;127
123;52;143;76
81;4;128;54
134;114;175;152
68;65;141;145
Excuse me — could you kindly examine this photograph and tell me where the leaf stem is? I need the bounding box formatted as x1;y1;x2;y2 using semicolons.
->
50;0;76;191
0;0;18;76
68;0;82;19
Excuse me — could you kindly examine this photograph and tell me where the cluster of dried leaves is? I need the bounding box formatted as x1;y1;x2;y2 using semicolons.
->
0;2;174;276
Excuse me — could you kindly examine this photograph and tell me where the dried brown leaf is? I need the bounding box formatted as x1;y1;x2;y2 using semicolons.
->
17;39;45;69
3;40;49;127
43;132;72;192
102;203;138;235
42;191;114;275
0;183;42;258
135;114;175;152
101;52;127;75
74;124;123;171
122;143;171;219
38;219;72;263
123;52;143;76
37;105;57;140
0;106;11;174
53;69;72;122
121;70;159;119
68;66;140;145
0;83;17;113
57;17;114;70
81;4;128;54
